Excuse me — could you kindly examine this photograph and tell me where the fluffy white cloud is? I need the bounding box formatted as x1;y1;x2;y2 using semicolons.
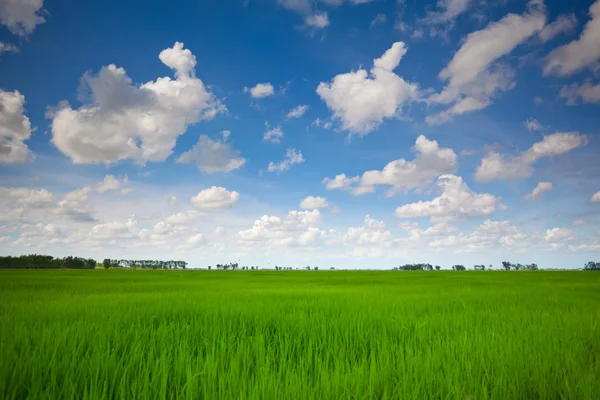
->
177;134;246;173
95;175;129;193
475;132;587;182
545;227;573;242
322;173;359;191
343;215;392;246
322;135;457;196
524;118;543;132
300;196;329;209
238;209;330;247
187;233;206;245
286;105;309;119
421;0;472;26
525;181;553;200
0;89;33;164
0;187;52;206
427;1;546;124
559;81;600;105
0;42;18;54
268;148;304;173
0;0;45;35
316;42;419;135
592;191;600;203
305;12;330;28
543;0;600;76
50;42;225;164
244;83;274;98
191;186;239;211
538;13;578;42
264;125;284;143
56;187;95;222
395;175;503;220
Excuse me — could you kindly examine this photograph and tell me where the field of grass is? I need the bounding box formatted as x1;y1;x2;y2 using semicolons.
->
1;270;599;399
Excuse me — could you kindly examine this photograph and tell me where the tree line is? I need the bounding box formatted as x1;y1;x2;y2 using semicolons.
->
0;254;96;269
103;259;188;269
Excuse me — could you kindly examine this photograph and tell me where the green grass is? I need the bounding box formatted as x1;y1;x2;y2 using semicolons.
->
1;270;599;399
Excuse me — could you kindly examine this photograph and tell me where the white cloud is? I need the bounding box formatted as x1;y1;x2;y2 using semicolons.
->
343;215;392;247
545;227;573;242
316;42;419;136
165;196;177;206
592;191;600;203
120;188;133;196
177;134;246;173
305;12;330;28
395;175;503;220
187;233;206;245
300;196;329;209
95;175;129;193
56;187;95;222
264;125;284;143
370;13;387;27
559;81;600;105
0;0;45;35
268;148;305;173
475;132;587;182
0;42;18;54
238;209;330;247
427;1;546;124
0;187;52;206
0;89;33;164
538;13;578;43
572;220;586;227
286;105;309;119
524;118;543;132
534;97;543;105
524;181;553;200
421;0;472;26
191;186;239;211
543;0;600;76
322;173;359;191
244;83;274;98
323;135;458;196
50;42;225;164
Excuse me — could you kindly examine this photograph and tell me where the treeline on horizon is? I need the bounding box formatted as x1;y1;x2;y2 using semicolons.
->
0;255;599;271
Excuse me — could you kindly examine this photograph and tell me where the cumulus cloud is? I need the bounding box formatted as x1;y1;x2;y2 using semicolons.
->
0;187;52;206
276;0;374;29
177;134;246;173
543;0;600;76
300;196;329;209
264;124;284;143
95;175;129;193
286;105;309;119
538;13;578;43
316;42;419;136
55;187;95;222
49;42;225;164
524;118;543;132
305;12;330;28
244;83;274;98
191;186;239;211
592;191;600;203
426;1;546;124
0;0;45;35
524;181;553;200
322;135;457;196
420;0;472;26
0;42;18;54
0;89;33;164
322;173;359;191
475;132;587;182
395;175;503;221
238;209;330;247
268;148;305;173
545;227;573;242
559;81;600;105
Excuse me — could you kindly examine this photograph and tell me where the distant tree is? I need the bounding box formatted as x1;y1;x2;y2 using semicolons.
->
584;261;600;271
452;265;466;271
502;261;511;271
330;267;335;270
103;259;111;269
435;265;441;271
474;265;485;271
314;266;319;271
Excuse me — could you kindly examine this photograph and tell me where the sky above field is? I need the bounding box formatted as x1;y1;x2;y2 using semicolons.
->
1;0;600;269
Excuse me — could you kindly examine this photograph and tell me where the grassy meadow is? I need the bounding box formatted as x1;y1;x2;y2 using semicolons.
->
1;269;599;399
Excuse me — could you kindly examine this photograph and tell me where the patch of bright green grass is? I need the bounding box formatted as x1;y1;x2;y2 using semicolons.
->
1;270;599;399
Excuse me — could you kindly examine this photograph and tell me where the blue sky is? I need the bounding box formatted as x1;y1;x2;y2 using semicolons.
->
1;0;599;269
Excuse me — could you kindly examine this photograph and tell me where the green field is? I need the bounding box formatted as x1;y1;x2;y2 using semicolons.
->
1;270;599;399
